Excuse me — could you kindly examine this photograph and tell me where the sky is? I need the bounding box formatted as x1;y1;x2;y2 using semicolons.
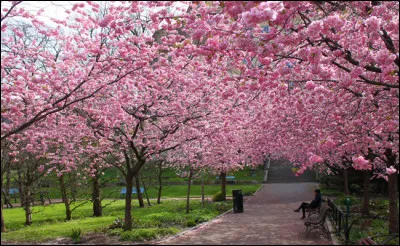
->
2;1;188;28
3;1;81;22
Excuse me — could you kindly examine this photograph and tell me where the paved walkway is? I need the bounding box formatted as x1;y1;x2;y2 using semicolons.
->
159;183;332;245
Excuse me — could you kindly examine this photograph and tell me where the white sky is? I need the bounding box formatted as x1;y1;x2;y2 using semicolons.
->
2;1;188;20
2;1;188;29
2;1;83;21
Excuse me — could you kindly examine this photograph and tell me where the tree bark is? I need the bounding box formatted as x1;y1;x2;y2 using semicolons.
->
361;170;370;216
92;175;102;217
124;173;134;231
70;172;77;203
0;204;5;232
5;166;12;207
388;173;399;233
343;169;350;195
17;170;24;206
24;184;32;226
59;175;72;221
141;174;151;206
1;176;5;232
157;161;163;204
201;179;205;208
220;172;227;201
186;169;193;214
135;174;144;208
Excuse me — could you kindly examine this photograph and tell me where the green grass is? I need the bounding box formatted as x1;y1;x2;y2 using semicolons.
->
319;186;344;197
1;199;231;243
148;166;265;183
348;218;399;245
103;184;261;199
12;184;260;202
329;197;399;245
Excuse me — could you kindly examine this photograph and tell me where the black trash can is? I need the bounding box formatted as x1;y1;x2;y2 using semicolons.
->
232;190;244;213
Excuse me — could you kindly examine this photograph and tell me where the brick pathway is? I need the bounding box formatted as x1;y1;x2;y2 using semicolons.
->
159;183;332;245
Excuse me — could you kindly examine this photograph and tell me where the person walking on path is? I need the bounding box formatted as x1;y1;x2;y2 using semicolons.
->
293;189;322;219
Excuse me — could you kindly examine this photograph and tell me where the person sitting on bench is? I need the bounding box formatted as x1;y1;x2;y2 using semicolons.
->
293;189;322;219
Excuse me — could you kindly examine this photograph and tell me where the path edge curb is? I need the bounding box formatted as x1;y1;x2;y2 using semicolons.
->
155;208;233;244
246;183;264;203
316;183;339;245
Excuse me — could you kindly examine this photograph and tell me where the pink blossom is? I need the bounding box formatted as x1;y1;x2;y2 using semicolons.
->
38;165;45;172
386;166;397;175
365;16;381;33
350;67;363;78
352;156;372;170
305;81;316;90
324;15;344;30
307;21;322;37
309;155;323;164
99;15;114;28
374;49;396;66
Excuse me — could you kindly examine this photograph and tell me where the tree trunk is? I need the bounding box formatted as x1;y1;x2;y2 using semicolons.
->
343;169;350;195
5;166;12;207
0;204;5;232
263;156;270;183
92;175;102;217
361;170;370;216
388;173;399;233
59;175;72;221
141;174;151;206
70;172;77;203
1;176;5;232
186;169;193;214
24;184;32;226
157;161;163;204
17;170;24;206
220;172;227;201
135;174;144;208
124;174;134;231
201;179;205;208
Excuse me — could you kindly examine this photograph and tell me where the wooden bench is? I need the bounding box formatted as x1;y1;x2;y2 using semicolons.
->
304;202;331;239
215;176;237;184
359;237;377;245
120;187;144;198
358;234;399;245
306;199;326;216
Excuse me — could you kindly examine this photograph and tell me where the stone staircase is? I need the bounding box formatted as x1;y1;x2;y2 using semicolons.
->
266;159;316;183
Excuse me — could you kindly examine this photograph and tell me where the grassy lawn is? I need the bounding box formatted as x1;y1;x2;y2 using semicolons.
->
103;184;262;199
318;186;344;197
148;166;265;183
13;184;261;202
1;199;232;243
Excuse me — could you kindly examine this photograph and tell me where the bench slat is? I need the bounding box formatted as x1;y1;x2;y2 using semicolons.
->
358;237;376;245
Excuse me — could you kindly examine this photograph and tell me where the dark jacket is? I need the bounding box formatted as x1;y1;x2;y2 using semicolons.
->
309;194;322;209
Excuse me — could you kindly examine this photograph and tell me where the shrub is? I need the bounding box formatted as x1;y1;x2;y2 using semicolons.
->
108;217;124;229
319;175;341;188
193;215;209;224
369;199;389;210
212;191;225;202
185;219;197;227
243;190;255;196
210;201;231;213
336;194;360;206
70;228;82;244
349;184;362;194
